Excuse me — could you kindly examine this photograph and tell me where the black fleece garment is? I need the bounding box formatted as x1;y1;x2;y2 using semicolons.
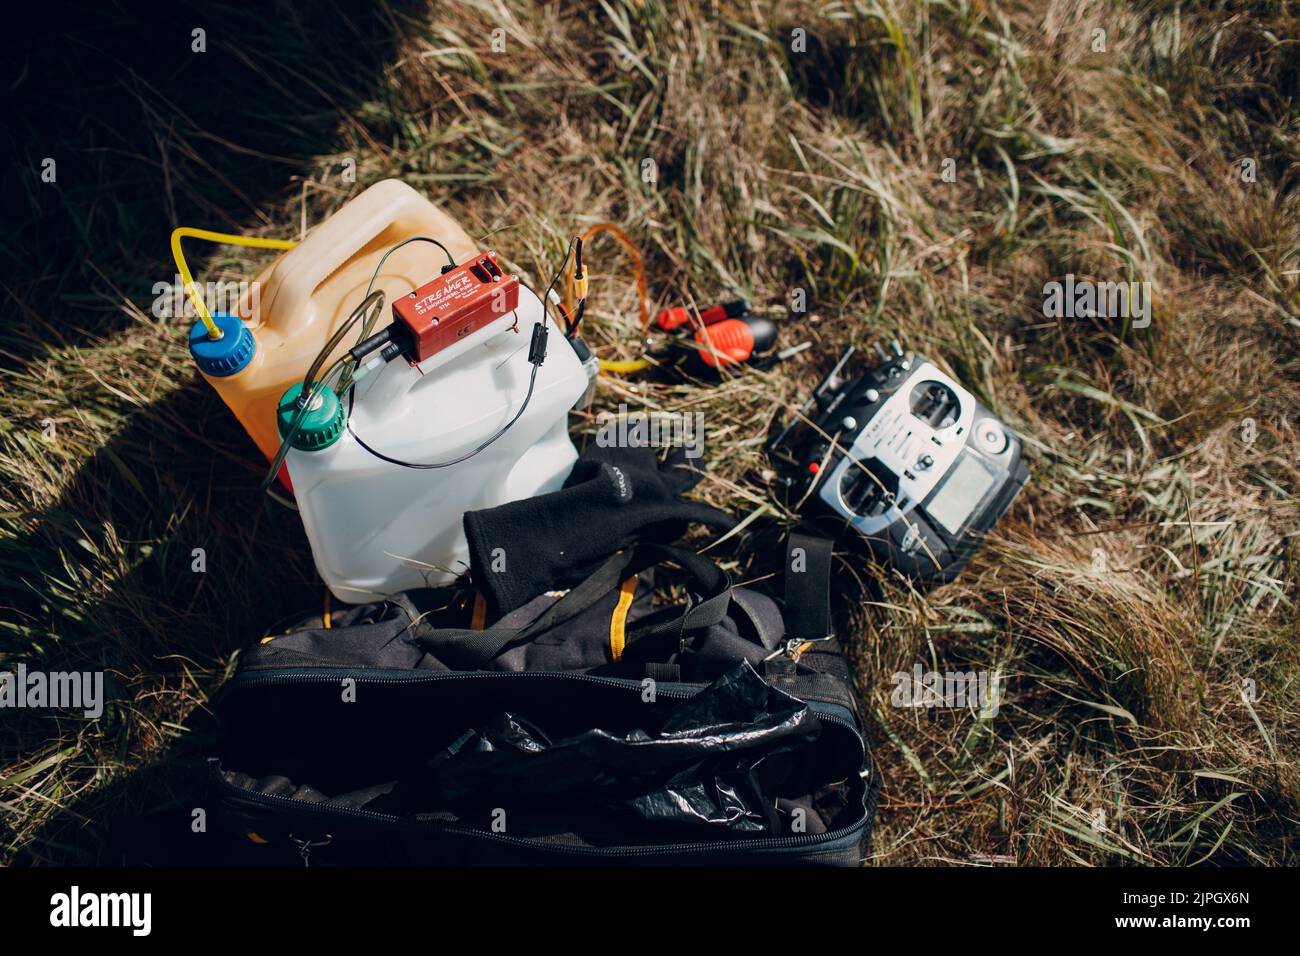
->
463;445;735;617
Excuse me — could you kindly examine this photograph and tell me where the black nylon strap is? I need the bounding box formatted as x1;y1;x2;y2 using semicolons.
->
415;543;730;669
626;545;731;648
730;588;785;651
784;532;833;640
644;662;681;682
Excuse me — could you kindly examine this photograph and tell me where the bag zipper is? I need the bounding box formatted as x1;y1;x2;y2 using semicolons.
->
224;666;862;718
217;669;869;861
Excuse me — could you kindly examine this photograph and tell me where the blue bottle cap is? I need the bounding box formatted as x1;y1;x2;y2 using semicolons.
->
189;312;255;377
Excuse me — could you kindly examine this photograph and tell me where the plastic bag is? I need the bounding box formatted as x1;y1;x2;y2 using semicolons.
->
427;662;821;834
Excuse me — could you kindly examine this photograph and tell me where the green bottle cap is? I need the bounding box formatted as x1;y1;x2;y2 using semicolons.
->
276;381;345;451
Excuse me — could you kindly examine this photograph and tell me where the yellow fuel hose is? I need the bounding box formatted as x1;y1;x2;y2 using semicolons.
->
171;227;298;340
599;357;652;374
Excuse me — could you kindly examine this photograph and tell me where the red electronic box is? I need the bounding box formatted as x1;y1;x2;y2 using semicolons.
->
391;251;521;362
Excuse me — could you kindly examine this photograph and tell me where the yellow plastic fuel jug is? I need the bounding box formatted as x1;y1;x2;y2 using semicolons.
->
184;180;479;477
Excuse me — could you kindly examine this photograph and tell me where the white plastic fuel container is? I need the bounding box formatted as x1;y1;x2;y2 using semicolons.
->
279;283;586;603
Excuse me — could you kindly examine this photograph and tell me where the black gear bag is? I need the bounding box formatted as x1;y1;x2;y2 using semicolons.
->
211;533;878;865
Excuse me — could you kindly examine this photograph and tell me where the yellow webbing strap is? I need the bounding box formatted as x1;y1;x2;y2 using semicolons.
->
608;575;639;661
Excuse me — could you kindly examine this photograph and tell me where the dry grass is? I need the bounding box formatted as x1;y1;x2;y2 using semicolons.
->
1;0;1296;864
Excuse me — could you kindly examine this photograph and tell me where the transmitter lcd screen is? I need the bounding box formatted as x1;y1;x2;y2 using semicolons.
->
928;451;997;534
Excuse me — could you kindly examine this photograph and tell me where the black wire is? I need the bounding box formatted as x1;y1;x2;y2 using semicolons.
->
348;325;395;364
347;341;541;469
541;237;576;337
568;236;589;337
364;236;457;300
